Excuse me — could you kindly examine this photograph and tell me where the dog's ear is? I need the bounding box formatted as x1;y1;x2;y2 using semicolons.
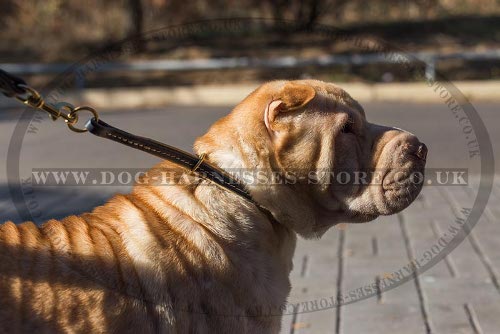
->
265;82;316;135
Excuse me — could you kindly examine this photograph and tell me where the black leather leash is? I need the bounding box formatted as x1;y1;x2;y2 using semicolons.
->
0;68;281;224
0;69;27;97
86;118;253;201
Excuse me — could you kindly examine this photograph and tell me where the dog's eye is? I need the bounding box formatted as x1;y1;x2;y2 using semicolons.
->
341;117;355;134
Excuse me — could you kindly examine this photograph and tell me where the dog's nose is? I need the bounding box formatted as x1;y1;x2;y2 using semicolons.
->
414;143;427;161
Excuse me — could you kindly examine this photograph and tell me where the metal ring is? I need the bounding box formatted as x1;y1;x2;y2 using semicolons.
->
66;106;99;133
191;153;206;172
15;84;43;107
17;84;39;99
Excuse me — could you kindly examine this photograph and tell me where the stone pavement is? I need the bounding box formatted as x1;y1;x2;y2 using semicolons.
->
281;179;500;334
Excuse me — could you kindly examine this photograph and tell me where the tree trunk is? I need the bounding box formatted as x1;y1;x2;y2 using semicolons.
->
127;0;145;53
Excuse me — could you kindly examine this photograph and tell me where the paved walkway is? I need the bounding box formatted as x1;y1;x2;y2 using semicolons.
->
281;179;500;334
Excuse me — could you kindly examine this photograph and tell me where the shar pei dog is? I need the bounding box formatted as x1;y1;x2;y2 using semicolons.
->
0;80;426;333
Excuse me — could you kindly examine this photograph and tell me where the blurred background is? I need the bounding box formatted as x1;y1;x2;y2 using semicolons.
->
1;0;500;86
1;1;500;333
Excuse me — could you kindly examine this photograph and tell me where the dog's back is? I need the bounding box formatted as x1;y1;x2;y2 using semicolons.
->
0;196;170;333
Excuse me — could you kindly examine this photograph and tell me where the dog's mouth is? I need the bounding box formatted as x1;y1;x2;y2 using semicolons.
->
366;133;428;216
374;161;425;215
322;145;427;222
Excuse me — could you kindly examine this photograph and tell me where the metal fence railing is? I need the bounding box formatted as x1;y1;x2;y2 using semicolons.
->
1;49;499;87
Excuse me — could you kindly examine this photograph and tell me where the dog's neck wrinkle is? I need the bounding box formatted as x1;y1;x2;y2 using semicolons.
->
196;181;279;233
204;151;288;229
176;183;297;283
204;146;321;238
195;128;300;238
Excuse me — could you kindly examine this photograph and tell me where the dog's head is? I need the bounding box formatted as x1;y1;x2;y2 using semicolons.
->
195;80;427;238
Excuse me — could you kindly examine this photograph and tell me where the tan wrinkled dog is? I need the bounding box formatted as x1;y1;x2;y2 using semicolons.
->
0;80;426;333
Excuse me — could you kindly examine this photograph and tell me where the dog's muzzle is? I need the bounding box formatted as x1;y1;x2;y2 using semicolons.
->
374;134;427;215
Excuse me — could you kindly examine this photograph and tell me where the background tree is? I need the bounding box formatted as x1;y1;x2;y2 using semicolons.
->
126;0;145;52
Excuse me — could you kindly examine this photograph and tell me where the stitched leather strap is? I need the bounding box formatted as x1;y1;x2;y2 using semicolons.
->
86;117;254;201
